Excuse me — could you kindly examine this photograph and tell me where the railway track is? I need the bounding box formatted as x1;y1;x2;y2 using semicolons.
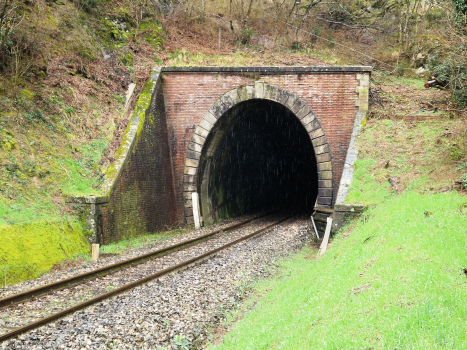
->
0;212;295;342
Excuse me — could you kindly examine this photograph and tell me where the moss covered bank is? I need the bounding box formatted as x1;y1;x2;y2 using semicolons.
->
0;221;89;286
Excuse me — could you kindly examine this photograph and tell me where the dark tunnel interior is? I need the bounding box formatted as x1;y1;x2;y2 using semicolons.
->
198;99;318;224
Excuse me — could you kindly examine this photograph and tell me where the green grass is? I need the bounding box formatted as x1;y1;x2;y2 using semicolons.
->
344;158;393;205
392;76;426;90
210;191;467;349
345;119;463;206
0;137;110;226
210;117;467;350
59;139;109;195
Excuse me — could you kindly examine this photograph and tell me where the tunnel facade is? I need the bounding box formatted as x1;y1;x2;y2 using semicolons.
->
184;83;331;224
161;67;371;225
69;66;371;244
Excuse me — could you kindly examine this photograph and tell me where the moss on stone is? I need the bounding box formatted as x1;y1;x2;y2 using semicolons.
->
119;51;133;66
97;19;131;49
0;220;89;285
0;133;16;152
139;20;165;50
101;74;159;196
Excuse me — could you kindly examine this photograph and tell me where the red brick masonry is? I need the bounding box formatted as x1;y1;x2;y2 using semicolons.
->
162;67;371;223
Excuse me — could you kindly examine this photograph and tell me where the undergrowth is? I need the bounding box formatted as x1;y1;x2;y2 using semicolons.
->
345;118;466;206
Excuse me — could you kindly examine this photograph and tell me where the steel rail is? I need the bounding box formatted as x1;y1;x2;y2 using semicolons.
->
0;212;270;310
0;214;294;343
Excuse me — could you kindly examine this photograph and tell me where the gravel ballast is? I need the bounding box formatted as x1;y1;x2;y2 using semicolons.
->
1;214;312;349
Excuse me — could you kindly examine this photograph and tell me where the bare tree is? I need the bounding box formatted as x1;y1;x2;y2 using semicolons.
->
0;0;23;60
294;0;323;39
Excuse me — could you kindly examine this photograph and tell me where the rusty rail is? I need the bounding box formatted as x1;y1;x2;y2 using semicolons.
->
0;213;271;310
0;212;293;342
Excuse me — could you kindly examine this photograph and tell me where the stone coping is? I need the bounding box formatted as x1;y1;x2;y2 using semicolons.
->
161;66;372;74
334;203;366;213
66;68;162;205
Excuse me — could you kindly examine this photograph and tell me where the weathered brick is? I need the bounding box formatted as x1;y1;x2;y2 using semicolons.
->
155;70;366;224
100;78;177;244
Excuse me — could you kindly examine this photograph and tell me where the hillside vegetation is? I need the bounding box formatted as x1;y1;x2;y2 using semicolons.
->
0;0;466;284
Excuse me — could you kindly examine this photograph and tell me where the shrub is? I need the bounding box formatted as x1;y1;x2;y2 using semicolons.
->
431;55;467;108
72;0;102;13
428;2;467;108
237;27;253;45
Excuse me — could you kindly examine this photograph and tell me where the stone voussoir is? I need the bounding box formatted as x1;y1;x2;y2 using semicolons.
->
309;128;325;140
317;161;332;171
184;167;197;176
203;111;218;126
254;81;266;99
312;135;328;147
191;134;206;146
194;126;209;139
185;158;199;168
186;150;201;161
198;119;213;132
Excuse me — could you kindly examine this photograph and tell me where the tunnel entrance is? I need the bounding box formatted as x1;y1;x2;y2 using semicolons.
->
197;99;319;224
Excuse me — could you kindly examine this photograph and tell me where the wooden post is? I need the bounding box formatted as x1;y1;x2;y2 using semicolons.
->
123;83;136;118
319;217;333;256
218;27;221;50
91;244;100;261
310;216;320;239
192;192;201;229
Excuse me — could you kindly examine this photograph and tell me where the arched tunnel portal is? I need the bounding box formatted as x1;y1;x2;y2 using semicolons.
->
199;99;317;224
184;83;334;225
70;68;372;244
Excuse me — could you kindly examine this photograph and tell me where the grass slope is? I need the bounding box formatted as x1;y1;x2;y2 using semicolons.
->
211;191;467;350
210;117;467;349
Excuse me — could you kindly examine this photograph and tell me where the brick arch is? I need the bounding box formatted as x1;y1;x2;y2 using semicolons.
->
183;81;333;221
